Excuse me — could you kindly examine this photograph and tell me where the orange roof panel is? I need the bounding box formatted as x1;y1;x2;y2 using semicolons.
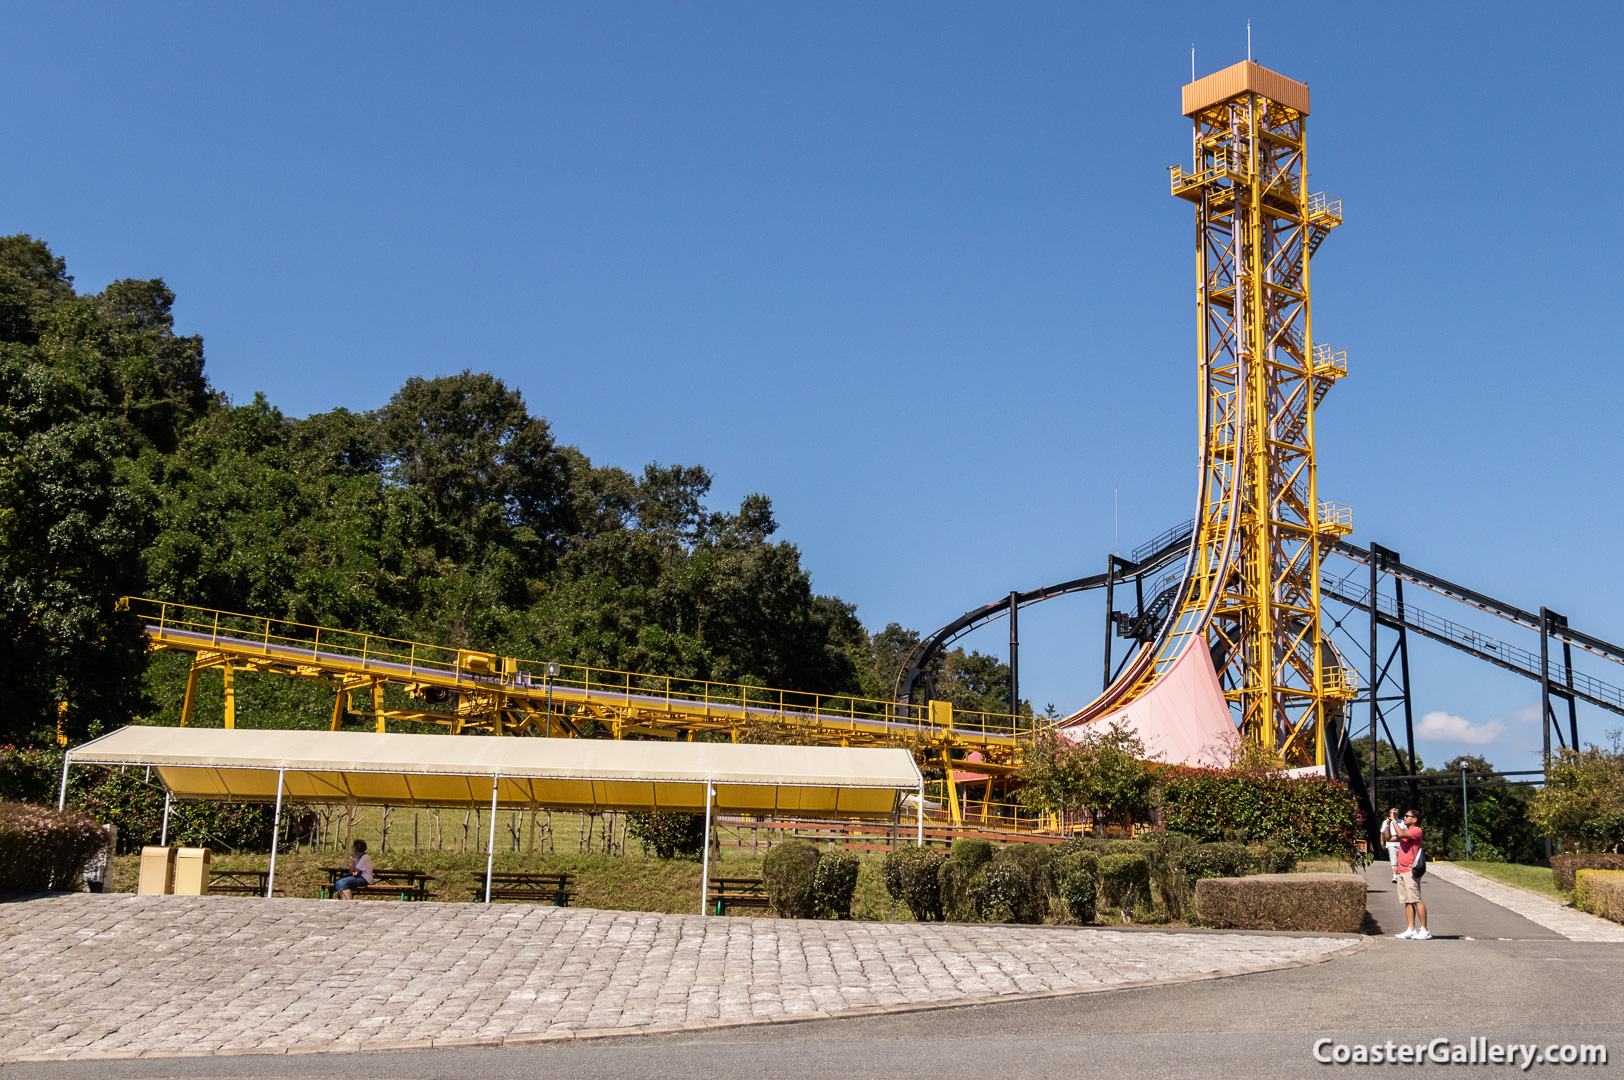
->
1182;60;1309;117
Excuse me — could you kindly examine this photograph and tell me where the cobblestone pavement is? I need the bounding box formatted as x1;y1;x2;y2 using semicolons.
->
1425;862;1624;942
0;894;1363;1062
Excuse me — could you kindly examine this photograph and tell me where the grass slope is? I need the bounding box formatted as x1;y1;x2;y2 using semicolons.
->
1450;860;1565;901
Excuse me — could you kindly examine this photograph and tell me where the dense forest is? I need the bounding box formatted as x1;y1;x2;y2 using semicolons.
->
0;235;1022;747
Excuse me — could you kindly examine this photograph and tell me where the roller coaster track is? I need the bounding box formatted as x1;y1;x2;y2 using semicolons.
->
898;519;1624;736
126;598;1029;763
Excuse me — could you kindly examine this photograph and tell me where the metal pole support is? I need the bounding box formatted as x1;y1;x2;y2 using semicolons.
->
57;751;71;811
266;769;286;898
160;791;173;846
699;781;715;915
484;773;501;903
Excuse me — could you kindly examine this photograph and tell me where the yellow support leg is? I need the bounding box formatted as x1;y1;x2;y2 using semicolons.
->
330;684;347;731
222;662;235;729
372;680;385;734
180;659;202;728
941;749;963;826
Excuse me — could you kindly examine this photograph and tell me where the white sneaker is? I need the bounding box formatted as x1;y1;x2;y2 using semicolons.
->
1395;928;1415;939
1391;875;1399;882
1413;929;1432;940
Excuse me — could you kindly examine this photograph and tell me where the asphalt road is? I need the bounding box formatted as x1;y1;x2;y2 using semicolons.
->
7;870;1617;1080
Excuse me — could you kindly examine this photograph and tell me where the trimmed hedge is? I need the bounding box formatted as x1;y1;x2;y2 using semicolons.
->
0;802;108;893
1194;873;1365;933
1055;851;1098;923
882;846;945;921
762;840;821;918
1574;870;1624;923
1175;841;1252;881
1158;767;1362;858
1099;852;1150;914
971;844;1054;924
813;849;860;919
939;839;995;922
1551;853;1624;893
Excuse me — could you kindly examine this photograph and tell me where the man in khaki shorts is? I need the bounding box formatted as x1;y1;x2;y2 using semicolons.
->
1393;809;1430;940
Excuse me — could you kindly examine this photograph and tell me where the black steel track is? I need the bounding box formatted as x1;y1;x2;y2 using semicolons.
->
892;530;1191;704
896;521;1624;725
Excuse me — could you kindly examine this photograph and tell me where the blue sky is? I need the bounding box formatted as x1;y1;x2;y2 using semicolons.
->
5;2;1621;771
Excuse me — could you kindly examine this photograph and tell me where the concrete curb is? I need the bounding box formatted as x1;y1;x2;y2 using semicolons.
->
13;932;1369;1062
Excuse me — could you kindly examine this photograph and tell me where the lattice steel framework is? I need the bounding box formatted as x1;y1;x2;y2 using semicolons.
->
1161;66;1353;766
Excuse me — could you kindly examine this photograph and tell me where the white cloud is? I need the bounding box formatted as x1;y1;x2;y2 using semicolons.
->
1416;711;1505;745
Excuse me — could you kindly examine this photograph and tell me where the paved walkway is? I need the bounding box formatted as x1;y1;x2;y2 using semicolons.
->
1363;861;1624;941
1362;861;1561;939
1425;862;1624;942
0;894;1362;1062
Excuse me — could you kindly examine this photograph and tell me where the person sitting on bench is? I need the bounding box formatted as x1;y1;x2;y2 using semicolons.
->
330;840;374;900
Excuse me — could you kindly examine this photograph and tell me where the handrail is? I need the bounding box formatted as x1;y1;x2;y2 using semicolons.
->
126;596;1029;738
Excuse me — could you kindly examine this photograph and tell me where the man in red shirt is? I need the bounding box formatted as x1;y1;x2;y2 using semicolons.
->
1393;809;1430;940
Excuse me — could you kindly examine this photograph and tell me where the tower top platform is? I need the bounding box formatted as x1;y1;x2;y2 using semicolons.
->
1182;60;1309;117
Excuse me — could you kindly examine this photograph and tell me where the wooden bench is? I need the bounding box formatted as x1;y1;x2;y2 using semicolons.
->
319;867;434;901
208;869;271;895
707;876;770;915
470;871;578;906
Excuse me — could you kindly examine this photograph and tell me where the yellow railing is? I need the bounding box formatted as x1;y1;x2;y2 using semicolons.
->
1311;343;1348;379
126;597;1032;742
1307;190;1343;222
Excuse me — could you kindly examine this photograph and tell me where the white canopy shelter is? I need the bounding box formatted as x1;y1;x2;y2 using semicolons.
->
59;726;925;906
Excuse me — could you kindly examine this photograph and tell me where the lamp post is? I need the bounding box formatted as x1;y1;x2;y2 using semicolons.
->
545;662;560;737
1461;766;1472;859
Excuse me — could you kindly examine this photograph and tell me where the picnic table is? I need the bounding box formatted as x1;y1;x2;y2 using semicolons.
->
208;869;271;895
318;866;434;901
470;871;577;906
707;876;770;915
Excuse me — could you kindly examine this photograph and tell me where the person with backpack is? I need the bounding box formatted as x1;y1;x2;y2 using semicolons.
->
1393;808;1430;940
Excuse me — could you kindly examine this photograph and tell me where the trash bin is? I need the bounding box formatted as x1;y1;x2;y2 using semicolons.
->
81;824;117;893
137;846;176;895
173;847;212;895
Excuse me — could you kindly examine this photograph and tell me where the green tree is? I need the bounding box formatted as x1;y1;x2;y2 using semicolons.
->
1530;736;1624;853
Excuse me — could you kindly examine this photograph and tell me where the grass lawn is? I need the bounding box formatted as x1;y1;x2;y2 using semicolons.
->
1451;860;1567;902
108;845;914;920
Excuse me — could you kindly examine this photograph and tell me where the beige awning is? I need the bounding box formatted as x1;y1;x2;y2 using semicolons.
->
67;726;921;819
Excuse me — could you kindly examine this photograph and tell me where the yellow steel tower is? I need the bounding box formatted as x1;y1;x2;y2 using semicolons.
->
1166;62;1353;767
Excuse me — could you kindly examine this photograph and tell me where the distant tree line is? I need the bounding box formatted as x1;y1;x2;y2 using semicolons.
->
0;235;1021;747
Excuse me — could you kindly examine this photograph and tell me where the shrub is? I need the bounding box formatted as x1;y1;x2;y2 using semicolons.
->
813;849;860;919
1445;834;1504;863
0;802;109;893
1098;852;1150;917
970;844;1055;924
1139;831;1197;919
1193;873;1365;933
938;838;995;922
626;811;705;859
1158;767;1362;858
1551;853;1624;893
1054;851;1099;923
1247;841;1298;875
882;845;946;921
762;840;822;918
1574;870;1624;923
1175;842;1252;881
0;745;62;803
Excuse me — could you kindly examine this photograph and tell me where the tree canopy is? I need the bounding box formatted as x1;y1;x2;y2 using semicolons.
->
0;236;1022;746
